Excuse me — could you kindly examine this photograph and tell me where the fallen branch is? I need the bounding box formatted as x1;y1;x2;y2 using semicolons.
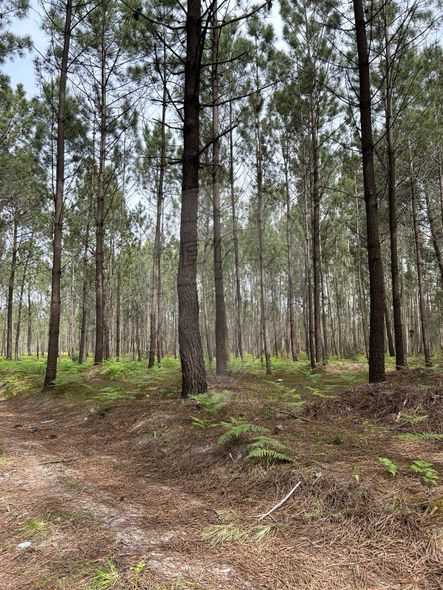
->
257;481;301;520
39;457;78;466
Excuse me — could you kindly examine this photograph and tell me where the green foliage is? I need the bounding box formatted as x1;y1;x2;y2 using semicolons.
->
377;456;398;477
190;416;214;429
21;516;50;535
130;560;145;590
190;390;230;414
97;386;136;401
398;411;429;426
217;417;268;444
395;432;443;442
410;460;439;486
247;436;293;463
86;560;119;590
306;386;335;399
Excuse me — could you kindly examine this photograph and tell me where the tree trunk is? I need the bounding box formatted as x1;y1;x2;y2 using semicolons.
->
283;139;297;361
15;240;32;359
311;110;323;366
94;20;107;365
149;53;167;369
424;190;443;286
79;188;93;363
6;217;18;360
384;300;395;357
27;283;32;355
211;0;228;375
353;0;386;382
410;156;432;367
177;0;207;397
229;102;243;360
384;7;405;369
43;0;72;388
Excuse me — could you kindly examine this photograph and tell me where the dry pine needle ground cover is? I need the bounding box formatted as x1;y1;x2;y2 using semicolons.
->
0;355;442;590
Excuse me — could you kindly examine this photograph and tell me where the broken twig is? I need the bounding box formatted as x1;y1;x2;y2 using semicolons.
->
257;481;301;520
39;457;78;466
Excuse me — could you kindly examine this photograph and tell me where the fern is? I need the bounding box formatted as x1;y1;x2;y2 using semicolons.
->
399;411;428;425
306;386;335;399
190;390;230;414
190;416;214;429
410;460;439;485
217;417;268;444
377;456;398;477
396;432;443;442
247;436;294;463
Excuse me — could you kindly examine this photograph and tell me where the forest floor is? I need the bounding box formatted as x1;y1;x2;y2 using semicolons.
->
0;355;442;590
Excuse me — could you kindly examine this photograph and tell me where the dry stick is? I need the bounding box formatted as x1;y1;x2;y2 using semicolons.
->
39;457;78;466
257;481;301;520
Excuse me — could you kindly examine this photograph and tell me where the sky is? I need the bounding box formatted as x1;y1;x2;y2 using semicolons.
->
2;2;48;95
1;1;283;97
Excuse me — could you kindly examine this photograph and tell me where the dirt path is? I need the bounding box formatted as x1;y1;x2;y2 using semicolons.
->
0;396;254;590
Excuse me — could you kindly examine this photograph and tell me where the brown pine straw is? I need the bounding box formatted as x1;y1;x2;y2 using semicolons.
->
0;367;442;589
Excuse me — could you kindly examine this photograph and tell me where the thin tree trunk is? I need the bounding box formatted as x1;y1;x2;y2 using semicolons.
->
6;217;18;360
384;300;395;357
15;240;32;359
311;110;323;365
424;190;443;286
177;0;207;397
94;18;107;365
256;121;271;375
284;139;297;361
79;188;93;364
384;7;405;369
27;283;32;355
353;0;386;382
410;155;432;367
149;52;167;369
211;0;228;375
229;102;243;360
43;0;72;388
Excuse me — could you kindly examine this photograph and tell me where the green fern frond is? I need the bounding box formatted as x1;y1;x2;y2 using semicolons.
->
249;436;290;452
396;432;443;441
247;447;294;463
217;418;269;444
190;390;230;414
190;416;214;429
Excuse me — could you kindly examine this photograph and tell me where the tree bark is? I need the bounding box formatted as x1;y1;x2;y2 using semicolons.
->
149;52;167;369
424;190;443;286
410;155;432;367
27;283;32;355
229;102;243;360
94;15;107;365
384;7;405;369
353;0;386;382
6;217;18;360
15;238;32;359
310;109;323;365
177;0;207;397
211;0;228;375
44;0;72;388
79;187;93;363
283;139;297;361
